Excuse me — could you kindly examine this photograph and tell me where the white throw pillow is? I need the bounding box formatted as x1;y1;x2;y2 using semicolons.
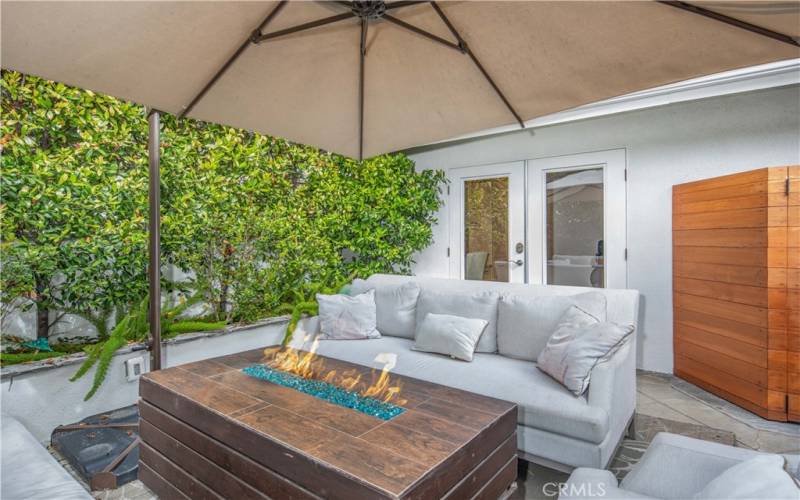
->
350;279;420;339
497;292;607;361
537;306;634;395
412;313;488;362
415;289;499;353
316;290;380;340
694;454;799;499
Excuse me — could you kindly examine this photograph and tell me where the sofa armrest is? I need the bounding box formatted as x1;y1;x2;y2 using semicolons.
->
561;468;655;499
620;432;772;499
587;337;636;438
287;316;320;348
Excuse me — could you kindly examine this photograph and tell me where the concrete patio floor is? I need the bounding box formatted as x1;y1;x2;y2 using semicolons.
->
52;371;798;500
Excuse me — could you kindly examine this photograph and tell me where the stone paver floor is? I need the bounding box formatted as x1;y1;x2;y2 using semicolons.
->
50;371;799;499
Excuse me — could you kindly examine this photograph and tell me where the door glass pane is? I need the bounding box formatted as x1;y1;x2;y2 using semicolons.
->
545;167;604;287
464;177;509;282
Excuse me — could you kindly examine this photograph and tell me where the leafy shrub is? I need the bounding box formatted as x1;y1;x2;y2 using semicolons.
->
1;70;445;358
0;351;66;366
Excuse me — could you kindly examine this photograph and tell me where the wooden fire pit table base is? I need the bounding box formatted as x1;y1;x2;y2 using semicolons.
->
138;348;518;499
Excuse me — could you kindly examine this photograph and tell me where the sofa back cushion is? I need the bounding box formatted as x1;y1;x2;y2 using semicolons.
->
350;279;420;339
415;289;500;352
497;292;607;361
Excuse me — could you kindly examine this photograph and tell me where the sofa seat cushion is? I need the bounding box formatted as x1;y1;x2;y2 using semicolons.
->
313;336;610;443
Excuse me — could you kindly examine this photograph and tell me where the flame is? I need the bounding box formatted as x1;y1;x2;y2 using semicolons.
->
263;341;406;406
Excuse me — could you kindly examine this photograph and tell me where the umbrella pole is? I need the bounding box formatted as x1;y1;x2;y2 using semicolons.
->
147;108;162;371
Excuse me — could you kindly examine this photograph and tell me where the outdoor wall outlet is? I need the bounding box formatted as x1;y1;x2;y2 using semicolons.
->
125;357;145;382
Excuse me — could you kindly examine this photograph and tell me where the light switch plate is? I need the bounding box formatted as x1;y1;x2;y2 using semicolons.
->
125;357;145;382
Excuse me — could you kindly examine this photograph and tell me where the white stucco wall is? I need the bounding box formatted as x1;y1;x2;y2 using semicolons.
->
1;320;287;442
406;85;800;374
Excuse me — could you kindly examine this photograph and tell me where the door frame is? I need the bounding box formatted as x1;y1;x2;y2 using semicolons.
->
526;149;627;288
447;162;526;282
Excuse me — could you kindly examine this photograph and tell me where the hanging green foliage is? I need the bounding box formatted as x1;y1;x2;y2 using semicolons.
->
1;70;445;358
69;292;209;400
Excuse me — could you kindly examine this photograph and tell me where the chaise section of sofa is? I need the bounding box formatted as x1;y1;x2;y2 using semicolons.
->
294;274;640;471
1;415;92;500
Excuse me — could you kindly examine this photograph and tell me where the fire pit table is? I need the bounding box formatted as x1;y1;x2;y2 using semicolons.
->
138;347;518;499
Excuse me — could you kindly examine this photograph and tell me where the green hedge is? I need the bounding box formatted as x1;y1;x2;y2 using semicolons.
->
1;70;446;336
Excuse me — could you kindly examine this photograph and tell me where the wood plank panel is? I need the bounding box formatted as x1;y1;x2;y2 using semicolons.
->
672;168;770;194
674;309;767;347
673;207;784;230
674;277;768;307
138;462;190;500
140;419;269;500
673;228;768;247
139;401;320;500
787;165;799;422
675;323;767;367
674;293;767;328
141;443;223;500
673;167;793;422
675;355;766;408
472;457;517;500
674;179;786;205
673;245;769;266
675;341;767;387
673;193;784;215
673;261;769;287
442;434;516;500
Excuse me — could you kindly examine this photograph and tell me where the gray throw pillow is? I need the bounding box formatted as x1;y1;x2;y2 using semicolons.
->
415;289;499;352
350;279;420;339
412;313;488;362
537;305;634;395
317;290;380;340
497;292;607;361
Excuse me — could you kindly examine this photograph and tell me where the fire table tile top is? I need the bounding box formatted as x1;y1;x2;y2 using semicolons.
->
213;369;383;437
415;398;499;430
360;422;458;465
178;358;235;377
139;349;518;499
236;405;341;453
145;367;261;416
308;433;430;494
390;409;478;445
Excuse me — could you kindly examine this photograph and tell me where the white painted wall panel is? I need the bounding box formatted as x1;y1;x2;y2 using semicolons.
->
407;85;800;373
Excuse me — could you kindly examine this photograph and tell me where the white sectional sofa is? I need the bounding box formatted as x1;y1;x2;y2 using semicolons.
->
294;274;640;471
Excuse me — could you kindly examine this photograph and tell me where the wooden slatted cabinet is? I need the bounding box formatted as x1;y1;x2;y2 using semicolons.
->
673;166;797;422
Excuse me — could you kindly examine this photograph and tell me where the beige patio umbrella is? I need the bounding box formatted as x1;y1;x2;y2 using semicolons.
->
3;1;798;160
2;0;798;367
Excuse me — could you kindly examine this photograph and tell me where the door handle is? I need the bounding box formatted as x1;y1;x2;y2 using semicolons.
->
507;259;523;266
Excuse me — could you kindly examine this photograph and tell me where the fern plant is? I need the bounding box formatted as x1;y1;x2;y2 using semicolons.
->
70;292;214;400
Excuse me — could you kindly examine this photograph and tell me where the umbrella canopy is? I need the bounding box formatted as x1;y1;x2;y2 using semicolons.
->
2;1;798;159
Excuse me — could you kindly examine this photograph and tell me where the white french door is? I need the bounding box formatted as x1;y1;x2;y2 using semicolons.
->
447;150;627;289
448;162;526;283
527;150;627;288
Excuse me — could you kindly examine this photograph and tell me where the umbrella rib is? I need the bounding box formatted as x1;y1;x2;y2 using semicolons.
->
430;1;525;128
179;0;287;118
657;1;799;47
359;18;367;161
383;14;464;52
254;12;356;43
385;1;431;11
